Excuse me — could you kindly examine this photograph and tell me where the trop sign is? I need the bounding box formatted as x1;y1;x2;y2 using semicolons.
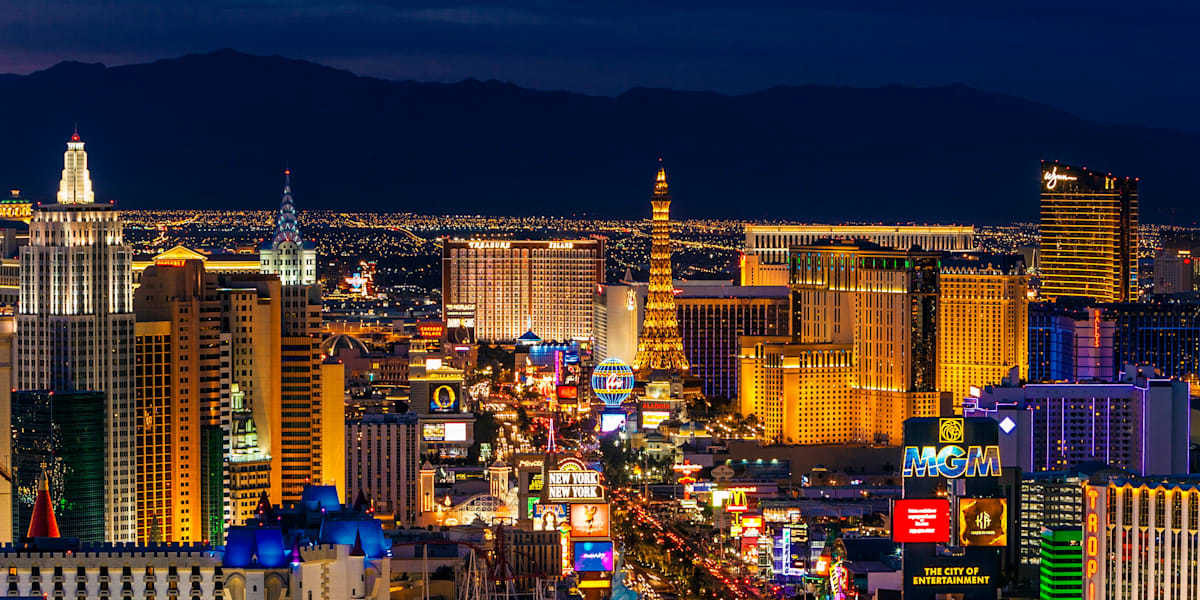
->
902;418;1001;478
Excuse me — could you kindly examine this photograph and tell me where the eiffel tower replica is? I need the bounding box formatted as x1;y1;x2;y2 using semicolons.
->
633;166;690;379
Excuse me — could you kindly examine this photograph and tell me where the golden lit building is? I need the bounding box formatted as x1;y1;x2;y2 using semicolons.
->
738;241;948;445
741;224;975;286
132;245;261;287
634;167;689;375
135;259;280;541
1040;161;1138;302
441;238;605;342
260;173;344;504
937;260;1029;411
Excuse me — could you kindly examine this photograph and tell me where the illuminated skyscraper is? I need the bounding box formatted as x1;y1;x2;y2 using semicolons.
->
259;170;317;286
258;173;344;504
937;257;1029;410
741;224;975;286
56;130;95;205
15;132;135;542
1040;161;1138;302
633;167;689;375
441;239;605;342
740;241;947;444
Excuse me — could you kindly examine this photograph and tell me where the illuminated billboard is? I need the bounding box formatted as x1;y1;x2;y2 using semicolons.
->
430;384;460;413
641;411;669;429
573;541;614;572
556;385;578;401
546;463;603;502
443;422;467;442
422;423;445;441
902;418;1001;479
569;503;610;538
418;322;445;339
599;412;626;433
892;499;950;543
534;504;567;531
591;358;634;406
957;498;1007;547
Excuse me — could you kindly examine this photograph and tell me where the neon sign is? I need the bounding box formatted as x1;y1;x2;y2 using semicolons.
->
1084;487;1099;600
1043;166;1078;190
467;241;511;249
901;445;1001;478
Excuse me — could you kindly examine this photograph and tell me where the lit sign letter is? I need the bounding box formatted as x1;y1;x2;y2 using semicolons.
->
964;445;1002;477
902;446;937;477
937;445;967;478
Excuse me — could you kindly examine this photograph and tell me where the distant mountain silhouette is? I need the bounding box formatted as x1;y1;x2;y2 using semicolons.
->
0;49;1196;223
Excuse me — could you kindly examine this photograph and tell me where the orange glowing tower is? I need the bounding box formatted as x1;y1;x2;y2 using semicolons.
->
633;167;689;375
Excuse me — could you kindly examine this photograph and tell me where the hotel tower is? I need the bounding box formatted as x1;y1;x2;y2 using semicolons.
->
15;132;136;541
1040;161;1138;302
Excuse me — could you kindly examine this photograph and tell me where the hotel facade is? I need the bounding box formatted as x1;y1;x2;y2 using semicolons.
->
441;239;605;342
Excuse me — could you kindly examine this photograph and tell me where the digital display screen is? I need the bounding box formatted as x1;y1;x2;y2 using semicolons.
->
444;422;467;442
573;541;614;572
641;411;669;429
422;423;445;441
569;503;610;538
599;412;626;433
958;498;1007;547
892;499;950;543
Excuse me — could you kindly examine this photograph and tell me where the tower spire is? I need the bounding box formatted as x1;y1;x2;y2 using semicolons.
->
26;468;61;539
633;164;689;374
271;168;303;247
57;129;95;204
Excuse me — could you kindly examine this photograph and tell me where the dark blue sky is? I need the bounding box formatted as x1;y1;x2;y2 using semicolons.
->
1;1;1195;130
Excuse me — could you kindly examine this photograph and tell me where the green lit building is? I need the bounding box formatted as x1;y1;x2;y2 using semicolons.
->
1039;526;1082;600
11;390;105;541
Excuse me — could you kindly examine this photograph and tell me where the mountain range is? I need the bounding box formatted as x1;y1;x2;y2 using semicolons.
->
0;49;1196;223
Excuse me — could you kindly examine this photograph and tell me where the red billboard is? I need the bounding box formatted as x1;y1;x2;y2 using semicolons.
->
892;499;950;543
556;385;578;400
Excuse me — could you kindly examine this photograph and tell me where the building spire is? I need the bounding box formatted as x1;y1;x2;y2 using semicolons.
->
633;164;689;375
271;168;304;247
26;468;61;539
57;129;95;204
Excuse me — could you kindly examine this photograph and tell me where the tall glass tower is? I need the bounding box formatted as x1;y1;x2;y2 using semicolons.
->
1040;161;1138;302
15;132;135;542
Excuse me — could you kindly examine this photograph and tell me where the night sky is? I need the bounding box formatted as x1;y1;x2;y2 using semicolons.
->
1;1;1195;131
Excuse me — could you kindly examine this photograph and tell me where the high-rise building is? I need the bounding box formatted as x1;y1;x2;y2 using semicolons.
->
739;241;947;445
1084;475;1200;600
259;173;344;504
15;132;136;541
741;224;975;286
441;239;605;342
964;367;1189;475
634;167;689;376
1027;302;1116;382
1038;527;1082;600
135;258;282;539
937;258;1029;409
258;171;317;287
11;390;106;541
593;276;645;365
1153;248;1194;294
346;413;420;526
1018;471;1088;568
676;284;789;399
1107;299;1200;386
0;313;14;545
1039;161;1138;302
